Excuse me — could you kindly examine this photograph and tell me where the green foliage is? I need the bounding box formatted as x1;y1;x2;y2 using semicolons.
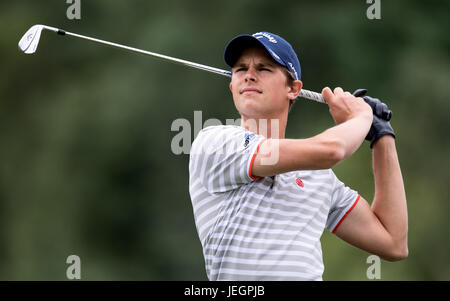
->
0;0;449;280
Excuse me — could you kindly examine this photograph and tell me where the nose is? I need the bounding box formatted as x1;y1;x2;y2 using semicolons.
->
244;67;257;82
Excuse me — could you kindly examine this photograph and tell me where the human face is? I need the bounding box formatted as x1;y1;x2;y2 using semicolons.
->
229;47;297;119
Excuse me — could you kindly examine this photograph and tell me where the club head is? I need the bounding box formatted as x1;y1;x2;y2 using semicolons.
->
18;25;44;54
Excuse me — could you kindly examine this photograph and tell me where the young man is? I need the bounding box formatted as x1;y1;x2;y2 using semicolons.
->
188;32;408;280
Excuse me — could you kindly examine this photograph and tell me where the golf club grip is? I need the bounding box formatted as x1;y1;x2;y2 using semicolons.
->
298;89;326;104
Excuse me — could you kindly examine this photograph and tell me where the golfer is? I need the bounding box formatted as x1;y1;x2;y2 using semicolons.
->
189;32;408;280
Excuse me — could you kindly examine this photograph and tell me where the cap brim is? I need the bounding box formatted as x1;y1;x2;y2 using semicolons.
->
224;35;284;68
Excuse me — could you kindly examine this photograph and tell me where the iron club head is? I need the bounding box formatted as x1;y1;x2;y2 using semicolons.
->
18;24;44;54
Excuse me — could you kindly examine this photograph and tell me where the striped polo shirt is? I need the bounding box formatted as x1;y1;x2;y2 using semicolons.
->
188;125;359;280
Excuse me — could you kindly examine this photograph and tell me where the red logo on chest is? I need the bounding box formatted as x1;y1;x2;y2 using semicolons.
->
296;177;304;187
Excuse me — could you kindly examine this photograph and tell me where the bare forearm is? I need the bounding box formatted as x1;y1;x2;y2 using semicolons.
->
319;114;372;160
253;115;371;176
281;115;372;170
371;136;408;250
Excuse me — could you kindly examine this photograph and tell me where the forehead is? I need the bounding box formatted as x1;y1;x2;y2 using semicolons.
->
234;46;277;65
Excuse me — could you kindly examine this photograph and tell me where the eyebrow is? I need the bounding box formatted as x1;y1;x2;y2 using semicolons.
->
232;61;276;69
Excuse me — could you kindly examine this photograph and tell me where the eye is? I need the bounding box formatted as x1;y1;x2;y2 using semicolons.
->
235;67;247;72
260;67;271;72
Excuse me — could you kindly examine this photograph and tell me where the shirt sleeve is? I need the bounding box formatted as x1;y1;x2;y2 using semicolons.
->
189;125;266;194
325;170;360;233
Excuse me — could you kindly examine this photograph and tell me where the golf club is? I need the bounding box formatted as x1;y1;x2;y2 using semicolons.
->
18;24;392;121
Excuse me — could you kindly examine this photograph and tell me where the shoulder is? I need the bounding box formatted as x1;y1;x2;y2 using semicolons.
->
190;125;245;155
197;125;245;137
193;125;248;146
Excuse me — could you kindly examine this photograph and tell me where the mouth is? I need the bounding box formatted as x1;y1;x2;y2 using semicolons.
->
240;87;262;95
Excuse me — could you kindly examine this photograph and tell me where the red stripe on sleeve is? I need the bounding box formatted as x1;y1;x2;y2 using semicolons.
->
248;138;267;181
332;194;361;234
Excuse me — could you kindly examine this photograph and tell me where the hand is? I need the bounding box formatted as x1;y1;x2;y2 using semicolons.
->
322;87;372;125
362;95;396;148
353;89;392;121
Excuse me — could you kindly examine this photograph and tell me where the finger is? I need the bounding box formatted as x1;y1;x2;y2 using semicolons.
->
333;87;344;95
322;87;334;104
375;101;386;116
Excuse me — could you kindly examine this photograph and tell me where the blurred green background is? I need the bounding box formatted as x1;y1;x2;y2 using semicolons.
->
1;0;449;280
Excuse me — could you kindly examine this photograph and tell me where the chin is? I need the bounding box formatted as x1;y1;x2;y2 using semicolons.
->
235;95;286;117
237;102;265;117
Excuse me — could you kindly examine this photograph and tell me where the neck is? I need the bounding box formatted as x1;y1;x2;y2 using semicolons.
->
240;114;287;139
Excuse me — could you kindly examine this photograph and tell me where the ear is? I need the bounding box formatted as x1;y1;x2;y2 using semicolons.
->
287;80;303;100
229;81;233;93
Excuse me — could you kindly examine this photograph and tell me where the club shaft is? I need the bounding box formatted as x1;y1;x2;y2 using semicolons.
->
45;26;326;104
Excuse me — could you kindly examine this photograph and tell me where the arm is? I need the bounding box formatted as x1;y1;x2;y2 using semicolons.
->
334;136;408;261
252;87;373;177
